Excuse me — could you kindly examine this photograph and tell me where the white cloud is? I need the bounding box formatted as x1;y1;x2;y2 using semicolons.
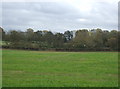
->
77;19;87;22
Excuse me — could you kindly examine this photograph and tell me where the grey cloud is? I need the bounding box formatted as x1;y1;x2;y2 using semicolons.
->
2;1;118;32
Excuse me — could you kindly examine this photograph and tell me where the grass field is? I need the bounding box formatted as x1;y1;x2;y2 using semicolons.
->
2;49;118;87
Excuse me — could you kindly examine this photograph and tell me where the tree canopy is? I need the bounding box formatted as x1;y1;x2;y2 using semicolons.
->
0;27;119;51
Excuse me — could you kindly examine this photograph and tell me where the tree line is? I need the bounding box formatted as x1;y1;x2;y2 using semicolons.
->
0;27;119;51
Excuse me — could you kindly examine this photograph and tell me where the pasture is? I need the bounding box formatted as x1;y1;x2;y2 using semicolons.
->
2;49;118;87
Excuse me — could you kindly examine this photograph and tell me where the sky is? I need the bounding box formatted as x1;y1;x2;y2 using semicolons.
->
1;0;119;32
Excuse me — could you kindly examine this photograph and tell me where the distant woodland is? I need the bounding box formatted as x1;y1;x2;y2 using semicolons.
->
0;27;119;51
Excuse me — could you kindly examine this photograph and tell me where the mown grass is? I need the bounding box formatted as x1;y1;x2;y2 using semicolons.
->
2;49;118;87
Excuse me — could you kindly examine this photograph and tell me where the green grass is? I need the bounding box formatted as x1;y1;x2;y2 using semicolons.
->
2;49;118;87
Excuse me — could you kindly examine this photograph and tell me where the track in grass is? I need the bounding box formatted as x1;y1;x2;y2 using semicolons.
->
2;49;118;87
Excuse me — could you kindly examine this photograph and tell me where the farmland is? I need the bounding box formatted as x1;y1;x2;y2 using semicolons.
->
2;49;118;87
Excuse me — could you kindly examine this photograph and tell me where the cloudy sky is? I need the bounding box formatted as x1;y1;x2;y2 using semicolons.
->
1;0;119;32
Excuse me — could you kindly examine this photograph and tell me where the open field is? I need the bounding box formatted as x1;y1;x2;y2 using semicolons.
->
2;49;118;87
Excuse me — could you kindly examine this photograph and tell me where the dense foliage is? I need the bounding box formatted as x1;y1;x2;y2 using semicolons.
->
0;27;119;51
